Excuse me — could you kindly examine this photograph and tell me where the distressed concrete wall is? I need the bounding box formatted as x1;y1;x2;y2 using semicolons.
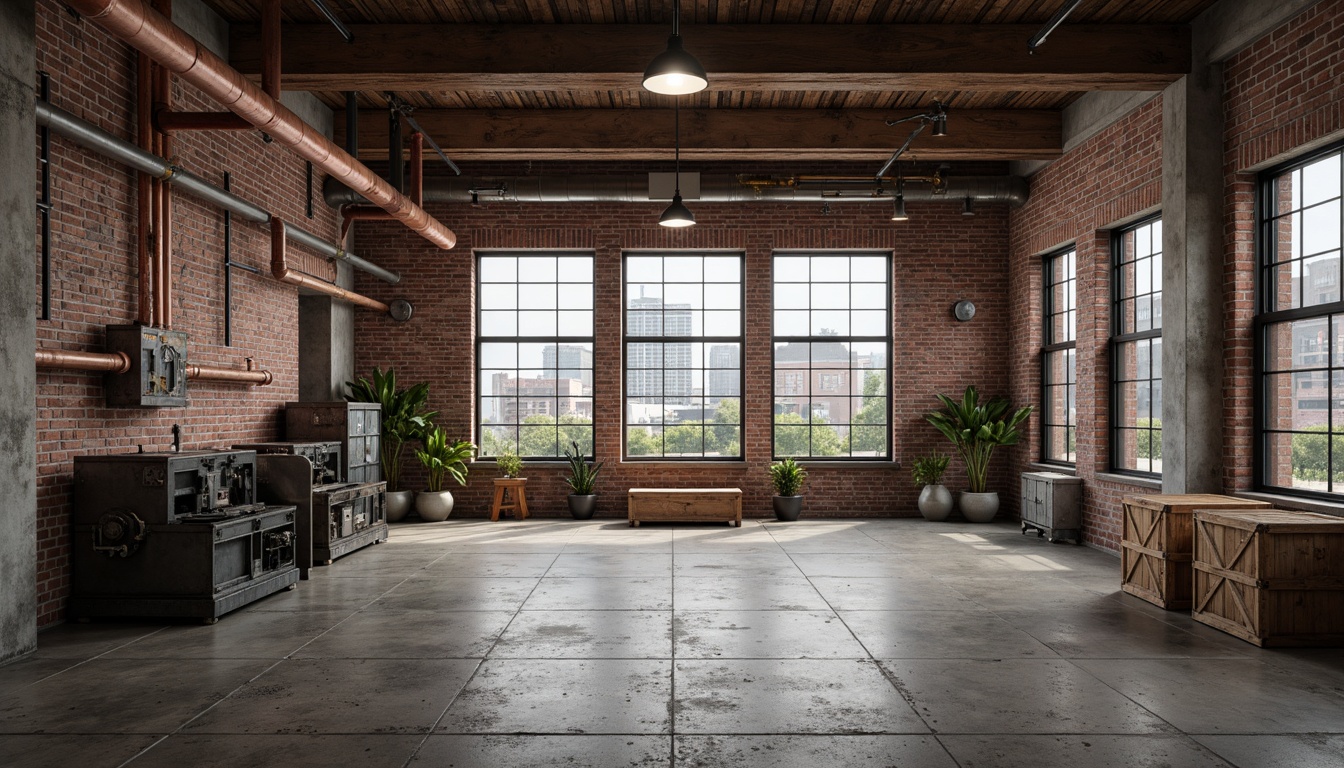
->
0;0;38;662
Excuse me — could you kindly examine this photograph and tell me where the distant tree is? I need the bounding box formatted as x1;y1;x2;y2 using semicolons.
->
774;413;843;457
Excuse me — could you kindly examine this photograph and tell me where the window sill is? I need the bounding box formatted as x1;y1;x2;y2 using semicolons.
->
796;460;899;469
619;460;750;467
1094;472;1162;491
1232;491;1344;518
1028;462;1076;476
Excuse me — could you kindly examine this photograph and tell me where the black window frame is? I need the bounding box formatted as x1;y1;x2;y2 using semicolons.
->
622;251;746;461
1110;215;1164;477
1041;246;1077;466
769;250;893;461
475;250;596;460
1255;139;1344;500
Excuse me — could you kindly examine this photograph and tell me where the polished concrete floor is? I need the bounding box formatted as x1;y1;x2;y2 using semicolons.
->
2;518;1343;767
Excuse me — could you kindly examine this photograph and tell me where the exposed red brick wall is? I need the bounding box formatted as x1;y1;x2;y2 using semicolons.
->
1223;0;1344;494
1006;98;1164;551
352;186;1016;521
33;0;340;627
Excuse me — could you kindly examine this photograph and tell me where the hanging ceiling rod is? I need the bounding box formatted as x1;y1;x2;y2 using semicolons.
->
1028;0;1085;53
386;94;462;175
875;101;949;181
308;0;353;43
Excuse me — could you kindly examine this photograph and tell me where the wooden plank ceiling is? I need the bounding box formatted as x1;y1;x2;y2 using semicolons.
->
205;1;1220;164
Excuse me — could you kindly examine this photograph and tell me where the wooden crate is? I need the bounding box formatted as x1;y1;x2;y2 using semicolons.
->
1193;509;1344;647
628;488;742;527
1121;494;1272;610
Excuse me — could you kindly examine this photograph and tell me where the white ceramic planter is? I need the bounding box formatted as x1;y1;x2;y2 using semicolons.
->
958;491;1000;523
917;484;954;521
414;490;455;522
385;490;415;523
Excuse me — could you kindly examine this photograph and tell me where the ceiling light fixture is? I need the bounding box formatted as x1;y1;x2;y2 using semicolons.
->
659;102;696;228
876;100;951;180
891;167;909;222
643;0;708;95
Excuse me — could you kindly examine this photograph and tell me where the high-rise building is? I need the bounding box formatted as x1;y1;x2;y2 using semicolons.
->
542;344;594;392
626;297;693;406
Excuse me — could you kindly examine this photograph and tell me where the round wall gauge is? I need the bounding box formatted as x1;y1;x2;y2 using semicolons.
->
953;300;976;322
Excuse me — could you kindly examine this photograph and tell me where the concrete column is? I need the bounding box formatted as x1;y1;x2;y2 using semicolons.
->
299;262;355;401
1161;62;1226;494
0;0;38;662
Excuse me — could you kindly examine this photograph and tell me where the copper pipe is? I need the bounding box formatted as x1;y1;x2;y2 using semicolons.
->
187;363;273;385
35;349;133;374
68;0;457;251
136;51;154;326
271;218;390;313
155;111;251;132
261;0;281;100
153;0;173;329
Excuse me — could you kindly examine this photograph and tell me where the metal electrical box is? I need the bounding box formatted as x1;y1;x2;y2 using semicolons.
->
105;324;188;407
70;449;299;621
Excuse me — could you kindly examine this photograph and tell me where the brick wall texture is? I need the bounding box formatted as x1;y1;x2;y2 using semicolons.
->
28;0;1344;627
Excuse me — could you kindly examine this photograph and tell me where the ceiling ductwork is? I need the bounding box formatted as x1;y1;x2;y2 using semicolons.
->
324;174;1028;208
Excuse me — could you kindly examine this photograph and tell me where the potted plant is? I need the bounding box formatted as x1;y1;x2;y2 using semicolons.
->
413;426;476;522
768;457;807;522
912;454;953;522
563;441;603;520
496;449;523;479
345;367;437;522
925;385;1033;523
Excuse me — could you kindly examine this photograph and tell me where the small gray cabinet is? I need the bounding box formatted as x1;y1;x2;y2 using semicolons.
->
1020;471;1083;544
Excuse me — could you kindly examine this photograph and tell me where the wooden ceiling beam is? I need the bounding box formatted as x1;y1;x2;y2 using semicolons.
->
232;23;1189;92
333;108;1062;161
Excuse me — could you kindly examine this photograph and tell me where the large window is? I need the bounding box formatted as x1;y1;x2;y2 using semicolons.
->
478;252;594;458
1259;144;1344;496
1042;248;1077;464
772;252;890;459
624;252;743;459
1112;217;1163;475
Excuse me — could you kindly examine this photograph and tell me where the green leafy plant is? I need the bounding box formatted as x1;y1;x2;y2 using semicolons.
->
563;441;604;495
415;426;476;492
911;454;950;487
925;386;1032;494
768;457;807;497
496;450;523;479
345;367;437;492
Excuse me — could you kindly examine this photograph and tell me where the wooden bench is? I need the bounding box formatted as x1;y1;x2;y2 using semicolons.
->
628;488;742;527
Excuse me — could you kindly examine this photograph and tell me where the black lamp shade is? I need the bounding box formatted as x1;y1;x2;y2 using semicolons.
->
891;195;909;222
659;194;696;227
643;35;708;95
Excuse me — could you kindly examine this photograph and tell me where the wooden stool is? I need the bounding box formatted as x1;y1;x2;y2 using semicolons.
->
490;478;529;521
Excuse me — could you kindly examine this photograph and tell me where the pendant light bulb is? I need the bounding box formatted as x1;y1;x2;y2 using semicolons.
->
643;0;708;95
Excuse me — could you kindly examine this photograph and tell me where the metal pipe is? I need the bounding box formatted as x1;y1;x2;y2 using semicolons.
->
272;218;390;314
136;52;154;326
344;91;358;156
38;72;51;321
153;0;172;330
223;171;232;347
409;133;423;206
388;104;403;193
35;349;133;374
37;100;402;285
187;362;273;385
1029;0;1085;52
66;0;457;251
310;0;353;43
324;174;1030;207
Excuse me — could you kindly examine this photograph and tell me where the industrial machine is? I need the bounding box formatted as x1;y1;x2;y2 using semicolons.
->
70;449;299;622
238;440;388;564
284;402;382;483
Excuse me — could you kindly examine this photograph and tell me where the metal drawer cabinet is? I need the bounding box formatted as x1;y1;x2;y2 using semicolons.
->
1020;471;1083;543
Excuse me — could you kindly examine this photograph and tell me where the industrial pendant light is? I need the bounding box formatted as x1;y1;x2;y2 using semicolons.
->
643;0;708;95
660;103;696;228
891;169;909;222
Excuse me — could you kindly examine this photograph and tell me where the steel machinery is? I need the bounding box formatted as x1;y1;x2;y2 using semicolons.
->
70;449;299;622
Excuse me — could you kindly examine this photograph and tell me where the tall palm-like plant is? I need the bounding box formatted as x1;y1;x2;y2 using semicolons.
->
925;386;1032;494
345;367;437;492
